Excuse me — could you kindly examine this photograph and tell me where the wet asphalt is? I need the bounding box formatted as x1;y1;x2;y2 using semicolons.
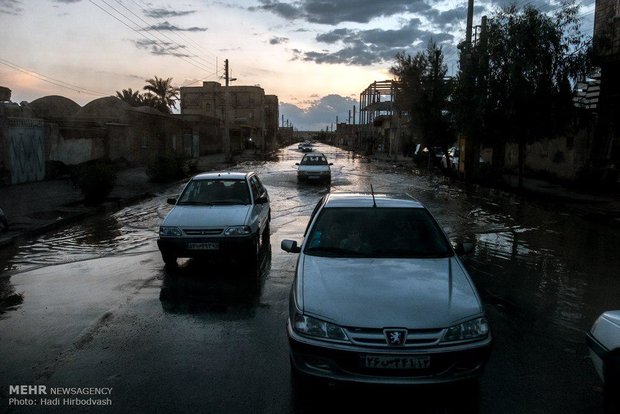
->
0;143;617;413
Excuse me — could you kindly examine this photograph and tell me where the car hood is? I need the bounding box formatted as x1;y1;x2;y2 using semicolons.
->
163;205;251;227
298;255;483;329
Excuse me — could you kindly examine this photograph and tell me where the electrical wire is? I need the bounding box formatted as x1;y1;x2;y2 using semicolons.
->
0;58;107;97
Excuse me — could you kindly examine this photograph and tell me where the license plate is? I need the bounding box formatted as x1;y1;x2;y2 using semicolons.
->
187;242;219;250
363;355;431;369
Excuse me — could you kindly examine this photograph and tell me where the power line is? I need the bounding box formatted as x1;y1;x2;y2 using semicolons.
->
0;58;107;97
113;0;217;71
89;0;217;76
130;0;219;62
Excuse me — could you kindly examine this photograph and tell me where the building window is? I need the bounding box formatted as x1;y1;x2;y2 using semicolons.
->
141;134;149;149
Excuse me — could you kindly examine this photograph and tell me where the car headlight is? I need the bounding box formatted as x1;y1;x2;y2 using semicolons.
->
293;313;348;342
224;225;252;236
159;226;183;237
441;317;489;343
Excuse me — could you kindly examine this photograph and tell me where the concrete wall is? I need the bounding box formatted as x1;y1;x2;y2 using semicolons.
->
504;130;593;180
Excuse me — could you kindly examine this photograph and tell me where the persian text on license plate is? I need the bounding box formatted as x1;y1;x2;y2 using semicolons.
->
187;242;219;250
363;355;430;369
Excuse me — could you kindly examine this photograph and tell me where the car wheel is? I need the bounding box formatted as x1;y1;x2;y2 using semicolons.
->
262;222;270;246
246;235;260;276
161;251;177;267
604;352;620;413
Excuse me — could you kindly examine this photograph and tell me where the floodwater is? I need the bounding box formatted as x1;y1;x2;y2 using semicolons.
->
0;143;617;412
2;143;618;344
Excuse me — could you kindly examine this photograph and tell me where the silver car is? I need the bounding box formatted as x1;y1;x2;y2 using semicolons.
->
586;311;620;411
157;171;270;270
281;192;492;384
296;153;332;183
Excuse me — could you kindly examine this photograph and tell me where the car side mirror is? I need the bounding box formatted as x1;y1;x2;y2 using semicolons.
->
255;196;269;204
281;239;301;253
295;163;300;165
167;197;177;205
454;241;474;255
329;163;333;165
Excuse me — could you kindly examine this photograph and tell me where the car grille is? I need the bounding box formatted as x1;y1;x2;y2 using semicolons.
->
345;327;444;348
182;228;224;236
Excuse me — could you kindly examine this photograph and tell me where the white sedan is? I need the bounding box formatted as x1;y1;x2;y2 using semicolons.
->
296;153;332;183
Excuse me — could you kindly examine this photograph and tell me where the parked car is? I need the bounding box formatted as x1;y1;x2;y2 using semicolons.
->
296;153;332;183
587;311;620;411
157;171;270;271
441;147;486;171
441;147;460;171
281;192;492;385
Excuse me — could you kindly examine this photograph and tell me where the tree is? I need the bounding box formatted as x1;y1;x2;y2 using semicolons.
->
115;88;142;107
455;1;591;187
390;41;454;165
143;76;179;114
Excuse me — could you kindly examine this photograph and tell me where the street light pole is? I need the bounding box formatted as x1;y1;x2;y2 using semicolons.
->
223;59;237;163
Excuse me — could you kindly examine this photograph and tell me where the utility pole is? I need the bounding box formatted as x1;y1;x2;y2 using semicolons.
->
223;59;237;163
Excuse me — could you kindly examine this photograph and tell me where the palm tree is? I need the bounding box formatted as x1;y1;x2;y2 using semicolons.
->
115;88;142;107
143;76;179;114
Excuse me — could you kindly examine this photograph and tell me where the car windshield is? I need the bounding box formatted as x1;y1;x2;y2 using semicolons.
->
304;207;453;258
177;179;251;205
300;155;328;165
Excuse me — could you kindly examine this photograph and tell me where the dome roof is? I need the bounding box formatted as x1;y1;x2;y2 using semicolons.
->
29;95;81;119
74;96;131;119
130;105;167;115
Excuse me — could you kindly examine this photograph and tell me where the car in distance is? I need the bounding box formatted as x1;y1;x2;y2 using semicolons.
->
299;143;313;152
281;192;492;385
586;310;620;411
296;153;332;183
157;171;270;270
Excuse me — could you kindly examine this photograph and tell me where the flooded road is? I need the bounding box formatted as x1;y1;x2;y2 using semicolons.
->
1;143;617;413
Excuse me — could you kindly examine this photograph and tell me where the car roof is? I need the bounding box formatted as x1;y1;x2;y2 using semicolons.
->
302;152;326;157
191;171;250;181
322;192;424;209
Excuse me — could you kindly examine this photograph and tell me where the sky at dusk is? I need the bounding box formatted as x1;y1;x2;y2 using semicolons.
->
1;0;595;130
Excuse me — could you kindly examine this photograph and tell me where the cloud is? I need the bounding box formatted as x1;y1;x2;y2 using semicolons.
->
0;0;23;15
280;94;358;130
133;39;192;57
269;36;289;45
143;8;196;19
252;0;431;25
142;21;207;32
302;19;454;65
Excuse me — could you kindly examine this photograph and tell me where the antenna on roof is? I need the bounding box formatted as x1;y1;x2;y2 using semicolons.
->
370;184;377;207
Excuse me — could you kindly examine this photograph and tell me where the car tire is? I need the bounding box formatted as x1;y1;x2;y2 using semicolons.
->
604;351;620;413
246;235;260;276
161;251;177;267
262;222;270;246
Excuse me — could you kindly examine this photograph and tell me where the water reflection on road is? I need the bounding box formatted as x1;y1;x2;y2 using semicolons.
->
3;145;620;331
